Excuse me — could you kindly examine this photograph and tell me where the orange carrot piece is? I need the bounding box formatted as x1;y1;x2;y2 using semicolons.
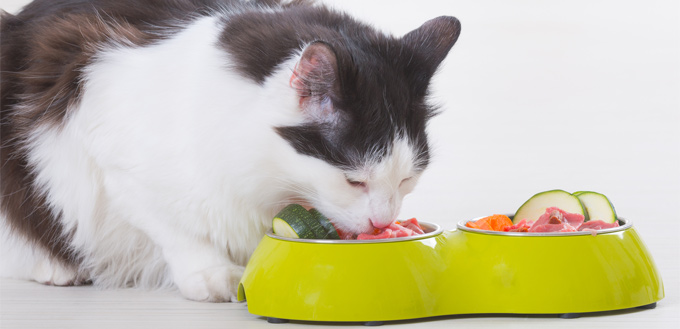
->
467;214;512;231
465;221;482;229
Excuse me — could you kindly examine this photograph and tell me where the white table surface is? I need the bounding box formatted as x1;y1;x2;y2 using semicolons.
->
1;0;678;328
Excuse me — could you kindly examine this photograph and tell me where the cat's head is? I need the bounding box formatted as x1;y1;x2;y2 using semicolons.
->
278;16;461;234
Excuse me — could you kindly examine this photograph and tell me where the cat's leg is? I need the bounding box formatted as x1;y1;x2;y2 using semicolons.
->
0;220;84;286
176;262;245;302
151;225;244;302
31;256;83;286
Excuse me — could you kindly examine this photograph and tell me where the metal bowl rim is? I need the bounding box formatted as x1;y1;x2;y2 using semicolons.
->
456;216;632;236
265;222;443;244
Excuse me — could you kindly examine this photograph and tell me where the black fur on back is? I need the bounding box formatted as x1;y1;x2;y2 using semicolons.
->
0;0;315;267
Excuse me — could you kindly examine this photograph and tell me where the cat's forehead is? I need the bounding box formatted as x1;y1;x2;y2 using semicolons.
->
276;85;432;171
330;42;434;165
348;138;421;181
276;117;429;172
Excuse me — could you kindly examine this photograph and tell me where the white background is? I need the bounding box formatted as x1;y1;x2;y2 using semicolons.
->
1;0;679;328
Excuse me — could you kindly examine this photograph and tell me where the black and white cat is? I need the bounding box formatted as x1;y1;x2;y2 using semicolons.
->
0;0;460;301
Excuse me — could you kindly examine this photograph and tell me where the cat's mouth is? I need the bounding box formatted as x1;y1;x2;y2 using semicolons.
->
336;219;399;239
288;200;395;236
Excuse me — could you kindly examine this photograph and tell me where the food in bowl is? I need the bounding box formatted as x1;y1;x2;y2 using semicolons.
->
464;214;512;231
467;189;620;233
271;204;423;240
356;218;424;240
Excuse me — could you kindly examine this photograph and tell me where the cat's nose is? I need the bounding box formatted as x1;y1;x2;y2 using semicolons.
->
370;218;392;229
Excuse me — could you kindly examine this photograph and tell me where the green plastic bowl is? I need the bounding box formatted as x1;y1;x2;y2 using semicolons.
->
238;218;663;322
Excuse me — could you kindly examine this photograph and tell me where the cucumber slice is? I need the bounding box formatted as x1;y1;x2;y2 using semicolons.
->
303;210;330;239
513;189;587;224
272;217;308;238
309;208;340;239
573;191;617;223
272;204;316;239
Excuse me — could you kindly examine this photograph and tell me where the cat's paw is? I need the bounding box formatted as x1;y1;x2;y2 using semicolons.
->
32;259;82;286
177;265;244;302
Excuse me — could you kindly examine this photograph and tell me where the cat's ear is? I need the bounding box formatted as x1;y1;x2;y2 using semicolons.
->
403;16;461;79
290;41;341;124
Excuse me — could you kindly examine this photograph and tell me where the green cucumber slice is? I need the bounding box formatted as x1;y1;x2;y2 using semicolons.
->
309;208;340;239
513;189;587;224
272;204;315;239
573;191;617;223
272;217;308;238
303;211;330;239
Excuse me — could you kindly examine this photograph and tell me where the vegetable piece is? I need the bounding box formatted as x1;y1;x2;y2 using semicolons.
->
302;213;330;239
488;214;513;230
465;220;483;230
466;219;491;230
272;204;316;239
513;190;587;224
309;208;340;239
572;191;617;223
465;214;512;231
274;205;425;240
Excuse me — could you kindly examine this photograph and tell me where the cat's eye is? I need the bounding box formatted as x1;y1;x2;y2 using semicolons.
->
346;178;366;188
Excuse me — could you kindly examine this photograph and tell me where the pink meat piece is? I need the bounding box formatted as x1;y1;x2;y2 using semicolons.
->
400;218;419;226
400;218;425;234
356;220;424;240
388;223;414;237
357;229;393;240
529;223;578;232
577;220;619;231
504;219;534;232
530;207;584;229
563;213;585;227
404;223;424;234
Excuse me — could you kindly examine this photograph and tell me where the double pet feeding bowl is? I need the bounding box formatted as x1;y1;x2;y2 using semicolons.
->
237;218;664;324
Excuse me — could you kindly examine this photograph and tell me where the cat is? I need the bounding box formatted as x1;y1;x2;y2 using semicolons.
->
0;0;460;302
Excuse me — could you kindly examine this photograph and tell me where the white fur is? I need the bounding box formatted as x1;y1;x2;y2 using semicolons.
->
0;14;421;301
0;217;76;286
